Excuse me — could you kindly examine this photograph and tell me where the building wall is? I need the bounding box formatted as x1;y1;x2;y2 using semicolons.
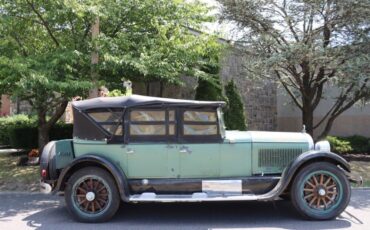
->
277;87;370;138
0;95;10;116
220;48;277;131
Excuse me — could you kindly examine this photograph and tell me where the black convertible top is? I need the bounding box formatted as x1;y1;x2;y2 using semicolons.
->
72;94;226;111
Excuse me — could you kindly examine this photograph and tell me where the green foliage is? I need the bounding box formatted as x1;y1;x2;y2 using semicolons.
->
0;114;36;145
195;63;226;101
224;80;247;131
107;89;125;97
98;0;223;87
327;135;370;154
0;115;72;148
327;136;353;154
9;123;73;149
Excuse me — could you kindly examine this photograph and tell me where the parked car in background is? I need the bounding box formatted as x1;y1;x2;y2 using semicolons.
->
40;95;361;222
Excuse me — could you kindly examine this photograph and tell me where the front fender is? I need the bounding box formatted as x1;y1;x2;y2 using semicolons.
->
54;154;130;202
259;150;350;200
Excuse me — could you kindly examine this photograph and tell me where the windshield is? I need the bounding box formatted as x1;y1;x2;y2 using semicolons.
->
217;107;226;139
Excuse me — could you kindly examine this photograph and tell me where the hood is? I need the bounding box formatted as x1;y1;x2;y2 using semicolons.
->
224;131;314;149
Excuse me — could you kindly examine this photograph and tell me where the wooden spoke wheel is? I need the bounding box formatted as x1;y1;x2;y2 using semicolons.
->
302;172;339;210
291;162;351;220
73;177;110;214
65;167;120;223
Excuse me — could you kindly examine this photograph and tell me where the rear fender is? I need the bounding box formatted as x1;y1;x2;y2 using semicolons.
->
54;154;130;202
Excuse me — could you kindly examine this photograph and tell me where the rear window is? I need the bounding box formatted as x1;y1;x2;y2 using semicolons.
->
87;110;123;135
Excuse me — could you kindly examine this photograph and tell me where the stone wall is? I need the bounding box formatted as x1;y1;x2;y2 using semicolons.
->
220;48;277;131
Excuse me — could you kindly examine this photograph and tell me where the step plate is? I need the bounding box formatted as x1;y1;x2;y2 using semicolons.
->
129;192;258;203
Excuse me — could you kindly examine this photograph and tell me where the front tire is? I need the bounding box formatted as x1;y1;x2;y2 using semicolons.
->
65;167;120;222
291;162;350;220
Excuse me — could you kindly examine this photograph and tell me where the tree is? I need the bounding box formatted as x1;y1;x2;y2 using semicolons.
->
0;0;222;152
195;62;226;101
97;0;222;94
224;80;247;130
0;0;93;152
218;0;370;139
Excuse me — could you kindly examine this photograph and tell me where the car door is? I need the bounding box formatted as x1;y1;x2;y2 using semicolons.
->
124;109;177;179
176;109;221;178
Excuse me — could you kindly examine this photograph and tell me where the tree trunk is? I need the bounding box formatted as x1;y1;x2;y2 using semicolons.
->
38;125;50;154
159;81;164;97
146;82;150;95
302;102;314;138
37;109;49;154
37;100;68;154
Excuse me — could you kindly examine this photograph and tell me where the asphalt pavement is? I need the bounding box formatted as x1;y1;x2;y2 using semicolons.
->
0;189;369;230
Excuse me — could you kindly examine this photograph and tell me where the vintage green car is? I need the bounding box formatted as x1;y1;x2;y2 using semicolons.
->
40;95;361;222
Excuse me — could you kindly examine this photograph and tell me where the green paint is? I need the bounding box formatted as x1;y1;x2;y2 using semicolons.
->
55;139;75;169
69;131;311;179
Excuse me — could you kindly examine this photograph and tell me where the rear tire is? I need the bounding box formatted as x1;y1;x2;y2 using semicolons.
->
65;167;120;222
291;162;350;220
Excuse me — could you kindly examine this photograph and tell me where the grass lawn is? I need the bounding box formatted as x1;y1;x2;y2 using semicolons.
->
0;152;369;192
349;161;370;187
0;152;39;192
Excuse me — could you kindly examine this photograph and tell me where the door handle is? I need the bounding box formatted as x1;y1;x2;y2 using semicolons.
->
126;148;135;154
179;146;191;154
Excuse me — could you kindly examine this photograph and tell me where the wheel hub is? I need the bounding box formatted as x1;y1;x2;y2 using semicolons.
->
317;188;326;196
86;191;95;201
302;172;339;210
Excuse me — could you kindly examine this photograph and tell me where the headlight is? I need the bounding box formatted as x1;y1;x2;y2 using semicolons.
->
315;140;331;152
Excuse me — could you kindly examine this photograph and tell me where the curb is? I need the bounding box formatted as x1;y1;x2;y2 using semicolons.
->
0;191;45;195
352;187;370;190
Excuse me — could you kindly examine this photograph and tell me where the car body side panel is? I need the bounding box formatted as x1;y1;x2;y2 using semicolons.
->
177;144;220;178
219;142;252;177
73;139;129;176
125;143;169;178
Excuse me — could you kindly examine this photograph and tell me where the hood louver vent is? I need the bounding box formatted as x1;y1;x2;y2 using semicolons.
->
258;149;302;168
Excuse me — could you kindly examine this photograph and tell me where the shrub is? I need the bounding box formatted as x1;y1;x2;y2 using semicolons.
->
327;136;353;154
224;80;247;130
9;123;73;149
344;135;370;153
194;64;226;102
0;114;36;145
9;125;38;149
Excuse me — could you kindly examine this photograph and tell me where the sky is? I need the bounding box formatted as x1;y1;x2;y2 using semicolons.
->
194;0;242;41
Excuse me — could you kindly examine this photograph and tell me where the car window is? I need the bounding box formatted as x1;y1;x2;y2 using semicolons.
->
184;111;217;122
87;110;123;136
182;110;218;136
89;111;122;122
130;110;165;122
130;124;166;135
129;109;176;138
184;124;218;135
101;124;123;135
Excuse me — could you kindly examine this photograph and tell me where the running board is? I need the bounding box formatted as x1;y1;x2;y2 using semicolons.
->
129;192;259;202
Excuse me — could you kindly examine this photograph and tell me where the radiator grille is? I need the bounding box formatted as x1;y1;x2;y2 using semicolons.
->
258;148;302;168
